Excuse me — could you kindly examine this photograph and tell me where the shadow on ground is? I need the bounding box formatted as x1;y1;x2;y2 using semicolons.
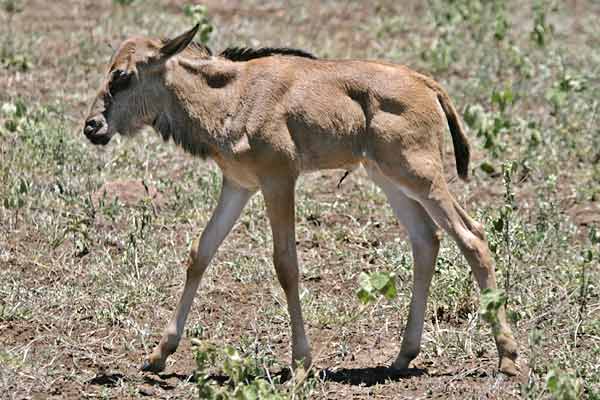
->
87;372;127;387
88;366;426;391
319;367;426;386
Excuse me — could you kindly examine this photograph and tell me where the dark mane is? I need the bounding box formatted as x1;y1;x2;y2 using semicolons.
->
219;47;316;62
189;41;212;56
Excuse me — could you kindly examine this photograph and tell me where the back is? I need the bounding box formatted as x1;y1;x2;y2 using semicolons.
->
237;56;443;172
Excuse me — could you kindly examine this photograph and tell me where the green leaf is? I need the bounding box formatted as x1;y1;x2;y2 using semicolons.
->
589;226;599;245
357;271;397;304
493;215;504;233
480;161;496;175
357;287;375;305
18;178;28;194
240;384;259;400
382;278;397;300
546;370;558;392
480;288;507;324
358;272;372;290
370;272;389;290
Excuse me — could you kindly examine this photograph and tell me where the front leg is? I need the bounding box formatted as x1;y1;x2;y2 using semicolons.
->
142;178;254;373
261;177;312;370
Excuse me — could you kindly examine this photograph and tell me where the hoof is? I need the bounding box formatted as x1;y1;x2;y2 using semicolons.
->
141;358;165;374
390;356;411;371
499;356;519;376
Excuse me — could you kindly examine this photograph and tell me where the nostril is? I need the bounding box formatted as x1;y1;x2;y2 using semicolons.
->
84;118;103;136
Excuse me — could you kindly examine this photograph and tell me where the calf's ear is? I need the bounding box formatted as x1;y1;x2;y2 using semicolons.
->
160;24;200;59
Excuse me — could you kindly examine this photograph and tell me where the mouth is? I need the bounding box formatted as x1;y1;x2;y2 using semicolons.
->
84;119;113;146
87;132;113;145
85;126;113;145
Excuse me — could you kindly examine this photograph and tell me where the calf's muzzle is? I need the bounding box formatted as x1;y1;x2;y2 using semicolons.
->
83;114;112;145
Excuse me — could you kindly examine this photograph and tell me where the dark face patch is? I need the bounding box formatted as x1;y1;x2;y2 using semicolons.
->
108;69;132;95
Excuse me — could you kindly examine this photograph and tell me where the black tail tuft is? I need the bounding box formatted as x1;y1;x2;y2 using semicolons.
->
437;92;470;180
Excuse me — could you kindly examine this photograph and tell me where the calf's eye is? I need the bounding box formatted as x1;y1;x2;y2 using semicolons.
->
109;69;131;94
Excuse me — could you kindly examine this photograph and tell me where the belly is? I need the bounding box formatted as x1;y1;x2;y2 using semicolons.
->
295;134;364;173
287;98;367;172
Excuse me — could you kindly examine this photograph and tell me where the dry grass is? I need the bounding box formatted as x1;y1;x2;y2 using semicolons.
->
1;0;599;399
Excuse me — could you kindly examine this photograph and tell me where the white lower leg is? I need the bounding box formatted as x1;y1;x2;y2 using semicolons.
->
262;177;312;371
393;239;438;369
156;269;203;356
274;254;311;369
287;292;311;368
364;164;439;370
142;179;252;373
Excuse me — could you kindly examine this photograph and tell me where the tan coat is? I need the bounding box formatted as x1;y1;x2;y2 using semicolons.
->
84;25;518;376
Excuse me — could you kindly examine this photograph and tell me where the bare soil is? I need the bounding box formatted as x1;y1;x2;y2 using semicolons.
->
1;1;598;399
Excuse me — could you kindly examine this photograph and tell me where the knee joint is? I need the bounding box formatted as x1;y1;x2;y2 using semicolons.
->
466;237;494;270
471;221;487;241
188;244;209;275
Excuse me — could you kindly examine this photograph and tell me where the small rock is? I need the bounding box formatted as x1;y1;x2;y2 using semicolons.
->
139;386;155;397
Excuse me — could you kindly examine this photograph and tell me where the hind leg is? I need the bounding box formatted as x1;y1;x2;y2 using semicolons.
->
419;185;518;374
375;161;518;375
366;164;441;369
447;198;518;375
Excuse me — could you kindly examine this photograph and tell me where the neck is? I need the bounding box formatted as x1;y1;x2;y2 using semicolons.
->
153;57;241;159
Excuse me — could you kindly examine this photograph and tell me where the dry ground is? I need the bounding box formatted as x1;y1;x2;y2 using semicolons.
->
1;0;599;399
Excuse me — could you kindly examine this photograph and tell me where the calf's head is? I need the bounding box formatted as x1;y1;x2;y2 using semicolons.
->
83;25;200;145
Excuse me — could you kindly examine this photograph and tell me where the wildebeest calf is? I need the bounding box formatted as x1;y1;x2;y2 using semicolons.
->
83;25;519;376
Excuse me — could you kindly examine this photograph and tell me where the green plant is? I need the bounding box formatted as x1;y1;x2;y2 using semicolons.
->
0;295;31;322
183;4;214;44
3;176;29;226
463;85;518;162
546;72;587;116
192;340;316;399
463;105;506;160
493;10;509;42
421;35;456;73
112;0;136;6
60;210;93;258
1;0;31;71
491;86;516;114
356;271;397;304
530;0;555;47
1;100;26;133
0;0;22;13
545;368;582;400
479;288;506;329
579;226;598;327
497;162;517;297
96;293;131;326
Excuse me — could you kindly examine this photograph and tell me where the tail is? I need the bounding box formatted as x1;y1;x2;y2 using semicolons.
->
434;86;471;180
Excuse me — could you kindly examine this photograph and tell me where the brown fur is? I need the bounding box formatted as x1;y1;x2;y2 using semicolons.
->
84;26;518;376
